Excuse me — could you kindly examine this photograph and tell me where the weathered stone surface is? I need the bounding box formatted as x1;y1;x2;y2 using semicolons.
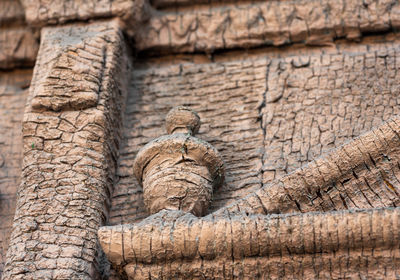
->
0;28;39;69
216;116;400;217
0;0;39;69
165;106;200;135
0;69;32;275
109;57;265;225
101;113;400;278
3;20;131;279
29;25;113;111
110;37;400;225
100;207;400;279
20;0;150;29
261;43;400;182
133;107;224;216
0;0;26;26
136;0;400;53
3;0;400;278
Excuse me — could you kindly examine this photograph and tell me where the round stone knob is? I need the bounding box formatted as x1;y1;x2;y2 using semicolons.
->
165;106;200;135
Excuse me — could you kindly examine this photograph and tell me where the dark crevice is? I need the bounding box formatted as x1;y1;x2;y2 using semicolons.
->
257;59;269;188
134;27;398;60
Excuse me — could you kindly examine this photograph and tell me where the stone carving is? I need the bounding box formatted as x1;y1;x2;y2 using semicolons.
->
133;106;224;217
99;116;400;279
2;0;400;279
29;22;126;112
3;20;131;279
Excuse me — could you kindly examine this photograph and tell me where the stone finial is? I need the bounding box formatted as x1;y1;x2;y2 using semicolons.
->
133;106;224;217
165;106;200;135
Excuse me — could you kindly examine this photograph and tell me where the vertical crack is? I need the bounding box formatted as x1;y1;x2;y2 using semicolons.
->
258;58;270;187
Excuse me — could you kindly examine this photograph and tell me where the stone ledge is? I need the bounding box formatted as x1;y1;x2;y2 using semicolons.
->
135;0;400;53
99;207;400;279
20;0;151;31
100;116;400;278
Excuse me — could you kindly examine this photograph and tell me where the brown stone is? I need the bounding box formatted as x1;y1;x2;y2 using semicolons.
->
2;0;400;279
133;106;224;216
3;19;131;279
99;207;400;279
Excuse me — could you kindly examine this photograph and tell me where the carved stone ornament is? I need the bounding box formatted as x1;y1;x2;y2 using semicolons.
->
133;106;224;217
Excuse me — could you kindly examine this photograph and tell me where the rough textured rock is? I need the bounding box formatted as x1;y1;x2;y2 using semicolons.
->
135;0;400;53
2;0;400;278
260;44;400;182
110;57;265;225
216;116;400;217
3;20;130;279
109;36;400;225
99;207;400;279
0;0;39;69
100;115;400;278
133;106;224;216
165;106;201;135
30;26;111;111
20;0;151;30
0;70;32;275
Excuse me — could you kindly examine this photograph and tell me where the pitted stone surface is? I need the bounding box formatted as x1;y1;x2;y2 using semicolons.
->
133;107;224;216
109;37;400;226
136;0;400;53
100;207;400;279
165;106;201;135
110;57;265;225
0;0;39;69
0;70;31;275
3;20;130;279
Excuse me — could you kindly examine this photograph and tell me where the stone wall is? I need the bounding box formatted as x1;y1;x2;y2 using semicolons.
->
0;0;38;69
109;34;400;225
0;70;31;274
2;0;400;278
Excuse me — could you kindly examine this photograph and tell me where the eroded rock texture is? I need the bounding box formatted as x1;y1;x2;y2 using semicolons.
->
217;116;400;216
0;0;39;69
110;56;265;224
3;0;400;279
136;0;400;53
101;207;400;279
0;70;32;275
20;0;151;30
102;112;400;278
109;36;400;225
133;106;224;217
3;20;131;279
